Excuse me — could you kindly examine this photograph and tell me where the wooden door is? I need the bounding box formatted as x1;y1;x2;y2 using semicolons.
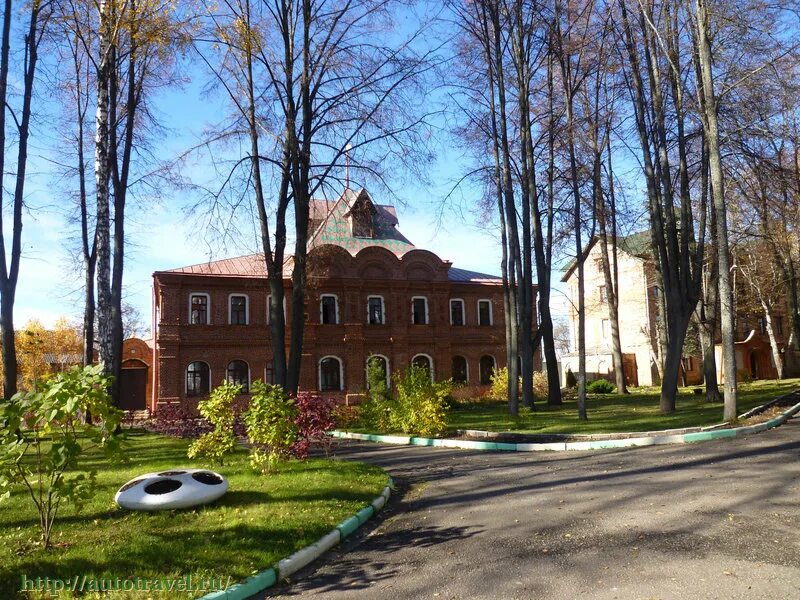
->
622;354;639;387
119;368;147;411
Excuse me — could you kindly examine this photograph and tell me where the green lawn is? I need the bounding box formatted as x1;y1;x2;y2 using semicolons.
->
0;430;387;599
446;378;800;435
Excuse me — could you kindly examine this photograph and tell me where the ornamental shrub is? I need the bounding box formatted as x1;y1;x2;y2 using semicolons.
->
359;356;396;431
0;365;123;548
489;367;521;401
392;364;451;437
187;380;240;464
533;372;549;400
243;381;298;473
587;379;616;394
332;403;361;431
146;403;212;438
293;392;336;458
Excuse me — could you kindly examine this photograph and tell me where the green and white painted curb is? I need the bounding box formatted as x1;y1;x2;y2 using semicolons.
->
199;480;392;600
330;398;800;453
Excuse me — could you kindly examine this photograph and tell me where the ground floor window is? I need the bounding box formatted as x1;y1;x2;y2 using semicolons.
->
320;356;343;391
227;360;250;393
366;355;389;388
186;361;210;396
265;360;275;384
412;354;433;380
451;356;468;384
479;355;496;385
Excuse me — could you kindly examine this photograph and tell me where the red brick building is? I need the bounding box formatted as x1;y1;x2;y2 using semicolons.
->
149;188;536;411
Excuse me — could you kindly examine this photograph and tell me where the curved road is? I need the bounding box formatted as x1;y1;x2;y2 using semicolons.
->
265;421;800;599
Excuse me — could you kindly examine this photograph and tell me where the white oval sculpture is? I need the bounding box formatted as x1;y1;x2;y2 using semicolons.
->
115;468;229;511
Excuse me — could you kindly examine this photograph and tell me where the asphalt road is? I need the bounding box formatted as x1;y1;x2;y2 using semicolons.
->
265;420;800;600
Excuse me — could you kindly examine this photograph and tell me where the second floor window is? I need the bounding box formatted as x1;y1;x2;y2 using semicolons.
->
190;294;209;324
412;297;428;325
599;285;608;303
478;300;492;326
230;295;247;325
450;299;465;326
321;295;339;324
368;296;384;324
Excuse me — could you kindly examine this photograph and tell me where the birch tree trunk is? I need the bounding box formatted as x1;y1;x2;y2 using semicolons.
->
94;0;113;378
695;0;738;420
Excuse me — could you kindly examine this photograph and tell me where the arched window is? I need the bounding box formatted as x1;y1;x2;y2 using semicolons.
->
366;355;389;388
411;354;433;380
226;360;250;393
319;356;343;391
479;355;496;385
451;356;468;384
186;362;210;396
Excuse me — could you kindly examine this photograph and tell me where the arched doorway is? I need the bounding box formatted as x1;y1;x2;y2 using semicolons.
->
120;359;148;411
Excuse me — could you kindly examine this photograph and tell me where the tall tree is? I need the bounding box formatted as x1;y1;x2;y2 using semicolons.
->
93;0;185;403
196;0;435;394
0;0;52;400
692;0;737;419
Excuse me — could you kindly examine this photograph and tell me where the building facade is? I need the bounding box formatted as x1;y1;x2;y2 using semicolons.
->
148;189;533;412
560;232;799;388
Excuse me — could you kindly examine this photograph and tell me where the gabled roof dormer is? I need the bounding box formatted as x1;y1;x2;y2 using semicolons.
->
343;188;377;239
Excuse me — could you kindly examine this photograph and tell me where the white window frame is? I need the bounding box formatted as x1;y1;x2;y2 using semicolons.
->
266;295;287;325
411;296;429;325
226;360;251;392
318;355;344;391
228;293;250;325
451;355;469;384
367;295;385;325
449;298;465;326
411;353;434;381
320;294;340;324
477;299;493;326
365;354;391;387
188;292;211;325
185;361;211;396
478;354;496;385
264;361;275;385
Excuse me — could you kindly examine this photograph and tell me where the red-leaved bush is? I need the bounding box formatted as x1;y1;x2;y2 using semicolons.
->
146;390;339;463
144;403;213;438
291;392;336;458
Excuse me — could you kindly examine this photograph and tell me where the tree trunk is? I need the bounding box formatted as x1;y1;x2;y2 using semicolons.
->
542;49;562;405
0;0;13;400
661;315;689;411
759;301;784;379
598;140;627;394
0;0;43;399
695;0;738;421
95;0;113;381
